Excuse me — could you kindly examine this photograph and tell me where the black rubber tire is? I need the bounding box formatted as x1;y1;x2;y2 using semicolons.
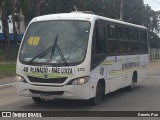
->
90;81;103;105
32;97;45;104
125;74;136;91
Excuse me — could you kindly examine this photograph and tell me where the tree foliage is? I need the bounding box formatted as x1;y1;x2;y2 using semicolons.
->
0;0;160;48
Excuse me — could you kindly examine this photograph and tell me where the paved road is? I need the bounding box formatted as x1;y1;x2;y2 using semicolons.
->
0;77;15;85
1;62;160;120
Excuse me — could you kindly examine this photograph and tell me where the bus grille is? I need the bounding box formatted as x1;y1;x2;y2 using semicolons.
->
27;76;67;83
29;89;64;95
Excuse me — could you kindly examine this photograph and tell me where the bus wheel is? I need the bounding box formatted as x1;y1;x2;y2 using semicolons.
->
90;81;103;105
32;97;45;104
125;74;136;91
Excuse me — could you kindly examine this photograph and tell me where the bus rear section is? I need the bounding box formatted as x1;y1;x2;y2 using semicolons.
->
89;18;148;96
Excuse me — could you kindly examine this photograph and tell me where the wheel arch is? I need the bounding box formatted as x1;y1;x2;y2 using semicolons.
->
97;78;106;95
133;71;138;83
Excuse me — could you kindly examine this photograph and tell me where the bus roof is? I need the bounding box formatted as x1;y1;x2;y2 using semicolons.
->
31;12;147;30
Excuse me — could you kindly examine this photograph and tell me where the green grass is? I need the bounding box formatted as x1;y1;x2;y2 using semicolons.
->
0;63;16;79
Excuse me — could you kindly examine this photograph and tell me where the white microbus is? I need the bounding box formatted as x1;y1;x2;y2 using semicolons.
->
15;12;149;105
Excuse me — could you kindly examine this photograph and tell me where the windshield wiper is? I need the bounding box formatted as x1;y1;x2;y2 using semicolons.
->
27;34;68;66
50;34;68;66
27;46;52;64
50;34;58;61
27;35;59;64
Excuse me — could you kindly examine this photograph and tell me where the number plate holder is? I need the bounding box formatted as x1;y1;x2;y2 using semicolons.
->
40;95;54;101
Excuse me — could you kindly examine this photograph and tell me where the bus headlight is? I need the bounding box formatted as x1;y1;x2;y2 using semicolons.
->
15;75;25;82
67;76;89;85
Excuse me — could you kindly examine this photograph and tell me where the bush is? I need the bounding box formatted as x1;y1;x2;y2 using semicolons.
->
0;64;16;78
0;45;19;62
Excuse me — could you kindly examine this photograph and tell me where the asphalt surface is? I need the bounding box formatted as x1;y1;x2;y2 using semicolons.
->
0;74;160;111
0;62;160;120
0;77;15;85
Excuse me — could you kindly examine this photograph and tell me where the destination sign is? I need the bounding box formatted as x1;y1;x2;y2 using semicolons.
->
23;66;73;74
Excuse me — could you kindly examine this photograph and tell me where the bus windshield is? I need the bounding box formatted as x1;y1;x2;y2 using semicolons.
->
19;20;90;65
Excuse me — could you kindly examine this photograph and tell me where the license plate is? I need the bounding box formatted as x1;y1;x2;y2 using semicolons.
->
40;95;54;101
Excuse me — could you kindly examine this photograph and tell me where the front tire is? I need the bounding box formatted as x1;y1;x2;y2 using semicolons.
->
32;97;45;104
90;81;103;105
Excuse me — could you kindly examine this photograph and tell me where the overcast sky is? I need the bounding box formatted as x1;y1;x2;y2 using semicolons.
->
144;0;160;11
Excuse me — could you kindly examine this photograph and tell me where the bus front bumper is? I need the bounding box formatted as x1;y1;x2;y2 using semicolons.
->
15;82;92;100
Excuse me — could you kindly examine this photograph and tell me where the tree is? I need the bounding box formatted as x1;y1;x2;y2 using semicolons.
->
123;0;145;25
20;0;106;25
0;0;12;49
18;0;160;48
103;0;120;19
143;5;160;33
12;0;21;45
149;32;160;48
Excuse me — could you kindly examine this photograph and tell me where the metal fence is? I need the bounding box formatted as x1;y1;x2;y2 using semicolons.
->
149;49;160;60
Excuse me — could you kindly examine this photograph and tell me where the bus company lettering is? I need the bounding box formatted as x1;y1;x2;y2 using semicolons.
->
30;67;48;73
29;67;73;74
122;62;140;70
52;67;73;74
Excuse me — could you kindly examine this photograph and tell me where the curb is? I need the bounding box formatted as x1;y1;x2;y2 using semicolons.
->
149;60;160;63
0;83;15;89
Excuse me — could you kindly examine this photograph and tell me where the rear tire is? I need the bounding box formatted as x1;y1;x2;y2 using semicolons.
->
32;97;45;104
125;74;136;91
90;81;103;105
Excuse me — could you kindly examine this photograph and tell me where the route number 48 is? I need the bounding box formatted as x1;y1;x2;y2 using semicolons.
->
28;37;40;46
23;67;28;73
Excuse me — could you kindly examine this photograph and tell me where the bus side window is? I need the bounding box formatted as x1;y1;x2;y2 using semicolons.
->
139;31;147;41
108;24;118;39
119;26;129;40
91;20;106;69
92;20;106;55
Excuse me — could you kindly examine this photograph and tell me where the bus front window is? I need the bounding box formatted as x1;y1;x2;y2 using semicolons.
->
19;21;90;65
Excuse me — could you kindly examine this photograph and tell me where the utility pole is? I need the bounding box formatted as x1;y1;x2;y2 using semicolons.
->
120;0;124;21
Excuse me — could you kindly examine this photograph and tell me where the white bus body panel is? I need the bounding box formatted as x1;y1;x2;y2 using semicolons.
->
16;54;148;100
16;13;148;100
89;54;148;96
